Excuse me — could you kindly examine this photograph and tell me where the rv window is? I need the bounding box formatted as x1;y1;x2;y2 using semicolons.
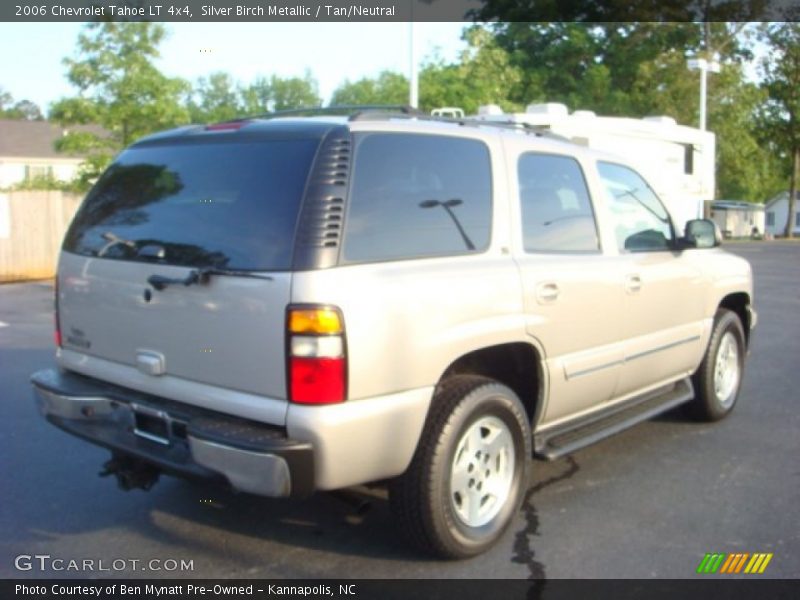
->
683;144;694;175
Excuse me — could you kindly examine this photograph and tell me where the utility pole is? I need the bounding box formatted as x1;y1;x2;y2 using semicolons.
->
409;22;418;109
687;55;720;130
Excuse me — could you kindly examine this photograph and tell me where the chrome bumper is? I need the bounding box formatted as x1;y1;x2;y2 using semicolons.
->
32;369;314;498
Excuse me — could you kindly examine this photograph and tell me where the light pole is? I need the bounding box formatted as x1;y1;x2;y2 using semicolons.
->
409;22;418;109
687;55;720;131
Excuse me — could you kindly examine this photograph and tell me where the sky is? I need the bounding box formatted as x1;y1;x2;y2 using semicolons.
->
0;22;468;114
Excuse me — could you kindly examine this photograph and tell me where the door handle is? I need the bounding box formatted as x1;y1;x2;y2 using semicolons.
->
625;274;642;293
536;282;560;303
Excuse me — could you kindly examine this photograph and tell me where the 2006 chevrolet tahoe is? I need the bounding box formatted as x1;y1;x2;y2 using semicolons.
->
32;108;755;558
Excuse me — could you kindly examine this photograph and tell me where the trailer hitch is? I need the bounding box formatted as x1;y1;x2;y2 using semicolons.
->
99;454;160;491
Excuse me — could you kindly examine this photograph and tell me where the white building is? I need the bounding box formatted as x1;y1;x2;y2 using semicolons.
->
709;200;765;238
0;119;100;188
471;104;716;231
764;191;800;237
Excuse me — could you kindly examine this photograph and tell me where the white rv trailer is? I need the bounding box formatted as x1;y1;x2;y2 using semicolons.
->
469;103;716;231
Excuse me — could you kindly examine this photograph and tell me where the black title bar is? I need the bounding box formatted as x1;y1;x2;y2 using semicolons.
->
5;579;800;600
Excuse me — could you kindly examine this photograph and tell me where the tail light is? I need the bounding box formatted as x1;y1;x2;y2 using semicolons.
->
54;277;62;348
286;306;347;404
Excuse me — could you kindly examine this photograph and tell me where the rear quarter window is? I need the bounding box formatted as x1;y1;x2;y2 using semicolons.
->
342;133;492;263
63;138;319;270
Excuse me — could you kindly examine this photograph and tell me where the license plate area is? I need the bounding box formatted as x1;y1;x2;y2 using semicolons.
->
132;403;171;446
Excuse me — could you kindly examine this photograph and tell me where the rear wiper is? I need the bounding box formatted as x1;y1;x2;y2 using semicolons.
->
147;267;273;291
97;231;137;257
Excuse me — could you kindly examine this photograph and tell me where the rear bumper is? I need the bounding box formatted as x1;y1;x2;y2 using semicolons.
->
31;369;314;498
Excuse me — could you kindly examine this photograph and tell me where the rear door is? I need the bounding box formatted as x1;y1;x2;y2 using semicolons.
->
57;135;320;417
511;150;626;426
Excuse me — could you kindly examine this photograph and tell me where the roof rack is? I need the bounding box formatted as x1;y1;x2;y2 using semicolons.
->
205;105;571;143
231;105;425;122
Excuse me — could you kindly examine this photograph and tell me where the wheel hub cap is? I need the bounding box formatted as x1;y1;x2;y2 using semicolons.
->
450;416;515;528
713;331;739;407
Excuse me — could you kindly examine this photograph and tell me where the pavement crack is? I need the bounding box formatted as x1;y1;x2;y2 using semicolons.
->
512;455;580;591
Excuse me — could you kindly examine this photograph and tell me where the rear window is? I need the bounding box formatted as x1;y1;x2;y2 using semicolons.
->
63;138;319;270
342;133;492;263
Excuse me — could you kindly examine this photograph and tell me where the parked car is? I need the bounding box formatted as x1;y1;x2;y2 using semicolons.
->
32;108;755;558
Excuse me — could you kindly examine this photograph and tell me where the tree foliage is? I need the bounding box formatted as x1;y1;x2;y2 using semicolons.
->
759;23;800;237
420;26;522;114
330;71;409;106
480;22;775;201
186;71;322;123
0;87;43;120
35;19;793;209
239;72;321;114
50;22;190;186
188;72;240;123
329;27;522;114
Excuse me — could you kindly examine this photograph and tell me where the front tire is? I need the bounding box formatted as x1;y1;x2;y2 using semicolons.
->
389;375;531;558
689;308;746;421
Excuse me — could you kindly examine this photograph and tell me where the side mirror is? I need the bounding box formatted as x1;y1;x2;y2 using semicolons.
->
684;219;721;249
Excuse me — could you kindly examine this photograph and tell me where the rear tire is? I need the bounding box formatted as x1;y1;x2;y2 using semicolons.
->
689;308;746;421
389;375;531;558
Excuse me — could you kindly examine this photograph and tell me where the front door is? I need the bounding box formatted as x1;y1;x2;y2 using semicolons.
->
596;161;706;398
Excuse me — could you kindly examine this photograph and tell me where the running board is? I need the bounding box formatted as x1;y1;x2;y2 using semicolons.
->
534;378;694;460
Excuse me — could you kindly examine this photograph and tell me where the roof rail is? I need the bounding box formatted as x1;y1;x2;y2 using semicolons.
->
228;105;424;122
205;106;571;143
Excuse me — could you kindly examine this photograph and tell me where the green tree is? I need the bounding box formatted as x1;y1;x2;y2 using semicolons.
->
420;26;522;114
50;22;190;186
486;22;776;201
627;34;778;201
240;72;321;114
489;23;703;114
329;27;521;115
759;23;800;237
0;87;43;120
330;71;408;106
188;72;241;123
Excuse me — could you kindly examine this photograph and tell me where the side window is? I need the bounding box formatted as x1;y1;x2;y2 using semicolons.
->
518;153;599;253
343;133;491;263
598;162;674;252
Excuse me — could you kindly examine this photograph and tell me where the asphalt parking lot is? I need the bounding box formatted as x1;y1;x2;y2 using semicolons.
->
1;242;798;580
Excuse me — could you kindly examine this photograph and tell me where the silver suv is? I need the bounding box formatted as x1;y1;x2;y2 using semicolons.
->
32;109;755;558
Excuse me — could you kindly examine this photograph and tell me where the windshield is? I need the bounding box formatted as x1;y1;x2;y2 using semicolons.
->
63;138;319;270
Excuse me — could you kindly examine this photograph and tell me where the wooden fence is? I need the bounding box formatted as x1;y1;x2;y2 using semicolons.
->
0;190;83;282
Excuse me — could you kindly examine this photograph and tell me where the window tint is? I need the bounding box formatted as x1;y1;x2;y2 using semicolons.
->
63;139;319;270
342;133;491;262
598;162;674;252
518;153;599;253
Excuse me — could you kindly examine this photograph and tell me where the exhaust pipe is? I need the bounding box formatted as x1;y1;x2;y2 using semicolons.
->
329;489;372;516
99;454;160;491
